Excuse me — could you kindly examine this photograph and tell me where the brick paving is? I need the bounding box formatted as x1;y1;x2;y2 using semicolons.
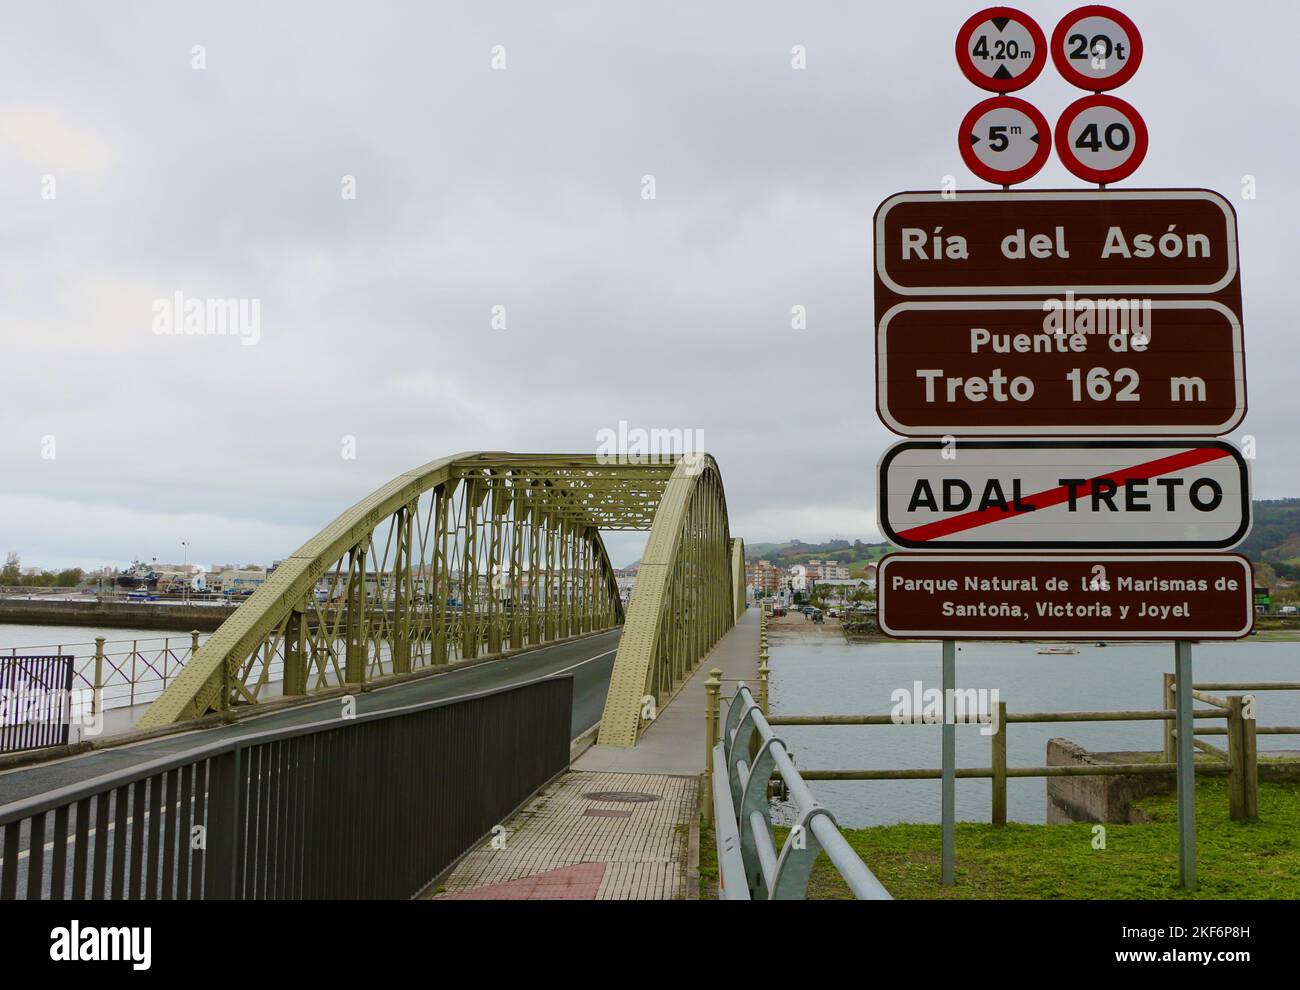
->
432;610;759;900
432;771;697;900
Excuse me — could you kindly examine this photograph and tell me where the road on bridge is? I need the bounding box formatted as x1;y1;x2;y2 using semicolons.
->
0;629;622;807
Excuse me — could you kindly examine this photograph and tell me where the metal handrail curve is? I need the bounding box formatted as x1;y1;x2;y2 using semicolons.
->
713;684;891;901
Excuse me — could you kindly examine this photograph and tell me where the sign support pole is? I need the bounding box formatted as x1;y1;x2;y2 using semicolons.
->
1175;640;1197;890
941;638;956;886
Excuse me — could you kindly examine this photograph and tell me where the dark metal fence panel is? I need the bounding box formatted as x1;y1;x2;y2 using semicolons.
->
0;655;75;753
0;674;572;900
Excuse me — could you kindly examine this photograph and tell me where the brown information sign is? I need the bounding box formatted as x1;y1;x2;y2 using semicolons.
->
874;189;1239;300
877;300;1245;436
876;554;1254;640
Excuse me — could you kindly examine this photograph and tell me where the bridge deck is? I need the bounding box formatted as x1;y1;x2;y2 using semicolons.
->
575;607;760;775
433;608;759;899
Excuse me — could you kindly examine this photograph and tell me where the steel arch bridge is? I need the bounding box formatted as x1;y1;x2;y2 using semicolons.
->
138;452;745;747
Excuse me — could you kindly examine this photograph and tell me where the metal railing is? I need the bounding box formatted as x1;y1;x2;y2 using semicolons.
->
2;634;207;714
711;683;890;901
0;675;573;899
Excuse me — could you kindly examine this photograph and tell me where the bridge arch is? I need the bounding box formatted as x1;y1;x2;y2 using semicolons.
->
597;456;742;746
138;451;742;738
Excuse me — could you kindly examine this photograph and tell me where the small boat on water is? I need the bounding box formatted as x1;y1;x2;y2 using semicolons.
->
1036;645;1079;655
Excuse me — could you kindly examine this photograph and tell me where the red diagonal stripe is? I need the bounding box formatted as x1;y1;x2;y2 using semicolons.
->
896;446;1231;543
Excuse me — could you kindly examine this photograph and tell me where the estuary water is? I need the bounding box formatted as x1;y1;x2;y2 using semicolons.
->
768;636;1300;826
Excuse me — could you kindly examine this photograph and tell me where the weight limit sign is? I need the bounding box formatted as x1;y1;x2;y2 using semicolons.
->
1051;4;1144;91
955;6;1047;92
959;96;1050;186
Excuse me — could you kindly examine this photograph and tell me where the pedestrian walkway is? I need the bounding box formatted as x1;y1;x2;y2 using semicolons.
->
575;607;760;775
432;771;696;900
431;608;761;900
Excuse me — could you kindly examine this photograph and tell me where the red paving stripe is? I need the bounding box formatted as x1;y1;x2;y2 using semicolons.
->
437;862;607;900
896;445;1230;543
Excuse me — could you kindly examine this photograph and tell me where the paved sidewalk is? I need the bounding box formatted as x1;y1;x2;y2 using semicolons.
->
432;771;696;900
432;609;761;900
574;607;760;775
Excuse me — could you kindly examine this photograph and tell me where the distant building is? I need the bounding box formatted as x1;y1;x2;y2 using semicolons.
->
220;567;268;594
816;577;874;595
806;559;851;580
746;560;783;595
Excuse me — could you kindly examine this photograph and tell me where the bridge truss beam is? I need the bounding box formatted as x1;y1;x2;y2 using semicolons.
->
597;457;740;747
137;454;679;728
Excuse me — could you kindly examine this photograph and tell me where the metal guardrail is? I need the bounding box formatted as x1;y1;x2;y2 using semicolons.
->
713;684;890;900
0;675;573;899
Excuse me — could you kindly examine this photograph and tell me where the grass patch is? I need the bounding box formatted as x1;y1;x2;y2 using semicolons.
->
698;819;718;900
778;777;1300;900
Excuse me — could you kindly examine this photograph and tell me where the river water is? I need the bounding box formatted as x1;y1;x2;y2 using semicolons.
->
769;635;1300;826
0;625;204;654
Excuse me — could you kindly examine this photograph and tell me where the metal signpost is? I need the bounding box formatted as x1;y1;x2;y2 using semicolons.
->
876;5;1251;890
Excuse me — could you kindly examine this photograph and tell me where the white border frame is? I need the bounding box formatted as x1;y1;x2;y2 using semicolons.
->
876;299;1246;435
874;189;1238;296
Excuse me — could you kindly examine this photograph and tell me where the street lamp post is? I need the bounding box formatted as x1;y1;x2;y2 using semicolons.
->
181;541;190;605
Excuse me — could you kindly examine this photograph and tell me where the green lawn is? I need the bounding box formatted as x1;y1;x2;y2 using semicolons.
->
711;777;1299;900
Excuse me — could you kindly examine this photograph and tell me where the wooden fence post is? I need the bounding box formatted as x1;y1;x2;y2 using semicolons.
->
1227;696;1246;820
1241;695;1259;820
991;700;1007;825
1162;672;1176;763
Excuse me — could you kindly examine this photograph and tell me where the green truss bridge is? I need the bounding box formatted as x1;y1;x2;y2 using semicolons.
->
136;451;747;747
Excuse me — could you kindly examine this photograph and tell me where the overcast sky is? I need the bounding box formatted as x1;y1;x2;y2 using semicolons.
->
3;0;1297;571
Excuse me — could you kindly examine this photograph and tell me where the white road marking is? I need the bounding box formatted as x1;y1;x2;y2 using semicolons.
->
547;649;617;677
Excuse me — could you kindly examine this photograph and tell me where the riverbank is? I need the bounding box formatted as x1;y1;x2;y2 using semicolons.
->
765;609;845;638
0;599;234;632
784;776;1300;899
699;776;1300;899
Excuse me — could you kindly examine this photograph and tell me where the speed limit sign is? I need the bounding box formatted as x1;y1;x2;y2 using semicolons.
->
958;96;1050;186
1051;5;1143;91
955;7;1046;92
1055;94;1148;183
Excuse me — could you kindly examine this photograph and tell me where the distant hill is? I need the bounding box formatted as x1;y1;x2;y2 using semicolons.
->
744;539;890;577
749;498;1300;588
1241;499;1300;588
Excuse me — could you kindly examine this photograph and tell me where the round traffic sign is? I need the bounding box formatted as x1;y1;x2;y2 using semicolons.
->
1050;5;1143;91
955;7;1047;92
958;96;1051;185
1054;94;1148;183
